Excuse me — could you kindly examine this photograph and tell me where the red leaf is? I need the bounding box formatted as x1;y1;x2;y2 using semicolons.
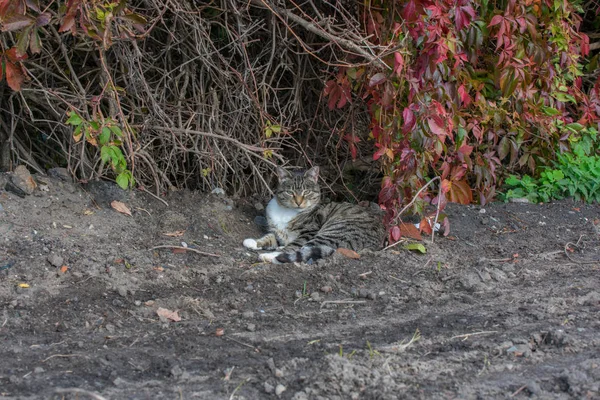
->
373;146;387;161
391;226;401;242
6;47;28;62
35;12;51;27
427;117;446;138
441;179;452;194
402;107;416;134
394;52;404;76
369;72;387;87
5;62;24;91
59;14;75;33
447;179;473;204
458;144;473;156
419;218;433;235
1;15;34;32
488;15;503;27
458;84;471;107
399;223;422;241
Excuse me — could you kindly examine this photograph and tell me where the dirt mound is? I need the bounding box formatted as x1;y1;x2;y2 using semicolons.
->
1;172;599;399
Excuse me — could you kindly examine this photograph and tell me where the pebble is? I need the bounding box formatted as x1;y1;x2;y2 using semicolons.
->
274;368;283;377
34;367;45;374
254;202;264;211
507;344;531;357
310;292;320;301
117;286;128;297
320;286;332;293
264;382;274;394
242;310;254;319
246;323;256;332
275;384;286;396
47;254;64;268
6;165;37;196
527;381;542;395
134;300;142;306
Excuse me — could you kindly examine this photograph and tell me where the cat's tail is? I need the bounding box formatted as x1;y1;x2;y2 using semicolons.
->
274;245;335;264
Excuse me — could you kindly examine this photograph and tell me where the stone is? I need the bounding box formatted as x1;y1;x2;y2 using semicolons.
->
275;384;286;396
47;254;64;268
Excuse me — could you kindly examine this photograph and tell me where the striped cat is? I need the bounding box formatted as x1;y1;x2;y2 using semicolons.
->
243;166;385;264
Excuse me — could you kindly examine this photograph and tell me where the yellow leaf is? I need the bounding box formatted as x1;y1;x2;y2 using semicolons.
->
18;283;30;288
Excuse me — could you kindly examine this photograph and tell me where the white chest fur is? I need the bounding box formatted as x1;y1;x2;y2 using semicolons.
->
266;198;300;231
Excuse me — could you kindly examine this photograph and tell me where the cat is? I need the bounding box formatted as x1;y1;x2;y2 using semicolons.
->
243;166;385;264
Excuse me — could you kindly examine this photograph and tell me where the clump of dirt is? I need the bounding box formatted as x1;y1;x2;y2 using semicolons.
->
1;171;599;399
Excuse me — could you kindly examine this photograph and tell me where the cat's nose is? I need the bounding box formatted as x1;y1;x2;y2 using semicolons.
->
294;195;304;206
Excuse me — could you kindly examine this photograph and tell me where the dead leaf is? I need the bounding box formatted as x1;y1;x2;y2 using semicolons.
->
162;230;185;237
83;209;94;215
336;248;360;259
156;307;181;322
172;248;187;254
399;222;422;241
111;200;132;217
18;283;30;288
60;265;68;273
215;328;225;337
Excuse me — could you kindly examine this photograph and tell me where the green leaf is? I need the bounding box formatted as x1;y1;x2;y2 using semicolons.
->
66;111;83;126
109;125;123;137
270;124;281;133
541;106;561;116
99;127;111;146
116;172;130;190
403;243;427;254
100;146;112;165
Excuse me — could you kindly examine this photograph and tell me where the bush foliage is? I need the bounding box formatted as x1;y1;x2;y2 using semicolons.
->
1;0;599;237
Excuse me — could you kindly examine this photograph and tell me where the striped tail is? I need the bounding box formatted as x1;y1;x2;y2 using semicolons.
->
275;245;335;264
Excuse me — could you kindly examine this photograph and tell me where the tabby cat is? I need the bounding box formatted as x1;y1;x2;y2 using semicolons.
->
243;166;385;264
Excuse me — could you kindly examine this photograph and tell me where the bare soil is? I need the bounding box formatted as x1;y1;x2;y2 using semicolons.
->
1;173;599;400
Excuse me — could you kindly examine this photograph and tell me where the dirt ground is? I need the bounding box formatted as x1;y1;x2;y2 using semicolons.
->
1;171;599;400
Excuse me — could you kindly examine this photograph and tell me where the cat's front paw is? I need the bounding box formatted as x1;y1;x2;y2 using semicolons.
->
259;252;282;264
243;238;260;250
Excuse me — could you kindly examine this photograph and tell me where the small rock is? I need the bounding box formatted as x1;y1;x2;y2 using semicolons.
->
295;290;303;299
310;292;320;301
7;165;37;196
367;292;377;300
144;300;155;306
113;377;126;387
358;289;369;299
274;368;283;378
264;382;274;394
246;323;256;332
171;365;183;377
211;187;226;196
275;384;286;396
48;167;71;182
527;381;542;395
254;202;264;211
509;197;530;204
320;286;332;293
242;310;254;319
134;300;142;306
507;344;531;357
47;254;64;268
479;208;486;214
34;367;45;374
117;286;128;297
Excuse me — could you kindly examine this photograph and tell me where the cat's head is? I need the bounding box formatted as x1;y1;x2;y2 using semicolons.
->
275;166;321;210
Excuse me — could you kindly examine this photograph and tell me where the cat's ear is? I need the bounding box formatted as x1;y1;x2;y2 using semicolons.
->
276;167;292;182
304;166;320;183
